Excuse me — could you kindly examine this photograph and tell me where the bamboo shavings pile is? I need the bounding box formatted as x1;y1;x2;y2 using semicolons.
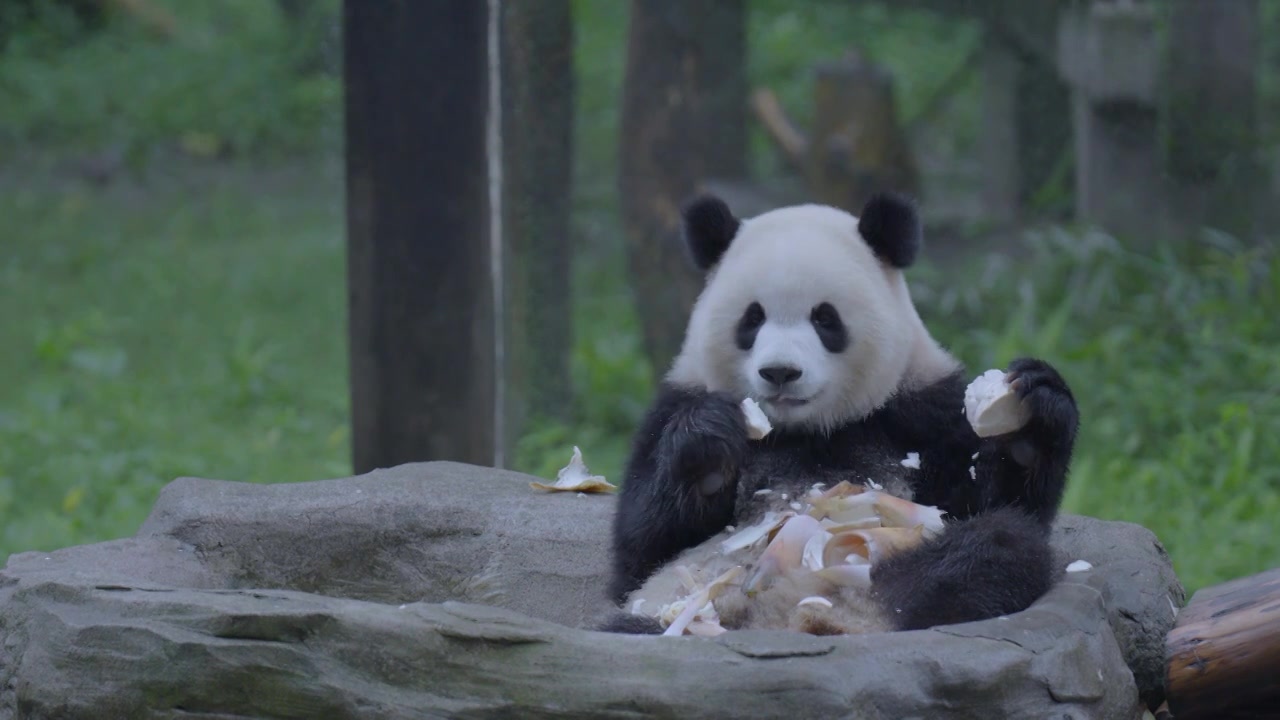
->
649;478;948;635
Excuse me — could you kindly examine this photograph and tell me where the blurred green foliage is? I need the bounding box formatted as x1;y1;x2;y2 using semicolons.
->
0;0;339;159
1;1;1277;596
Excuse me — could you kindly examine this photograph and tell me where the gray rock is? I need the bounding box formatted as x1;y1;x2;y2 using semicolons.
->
6;461;616;629
0;462;1181;719
1051;514;1187;710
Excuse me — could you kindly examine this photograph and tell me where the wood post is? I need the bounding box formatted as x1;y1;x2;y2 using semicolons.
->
751;51;919;216
1056;1;1166;243
1165;566;1280;719
979;38;1020;224
807;53;920;213
343;0;497;473
1165;0;1260;240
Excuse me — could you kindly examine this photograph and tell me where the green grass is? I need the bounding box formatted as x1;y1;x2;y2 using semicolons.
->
0;164;351;557
2;1;1278;600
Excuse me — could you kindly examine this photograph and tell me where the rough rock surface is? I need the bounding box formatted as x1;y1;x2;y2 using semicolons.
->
4;462;615;629
0;461;1184;719
1051;514;1186;710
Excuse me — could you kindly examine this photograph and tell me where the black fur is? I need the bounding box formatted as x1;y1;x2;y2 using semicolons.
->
979;358;1079;525
607;385;749;604
857;192;921;269
734;302;765;350
871;505;1056;630
605;358;1079;631
809;302;849;353
682;195;741;271
598;612;665;635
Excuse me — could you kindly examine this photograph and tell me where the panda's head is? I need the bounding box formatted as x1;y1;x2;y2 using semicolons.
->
666;193;958;433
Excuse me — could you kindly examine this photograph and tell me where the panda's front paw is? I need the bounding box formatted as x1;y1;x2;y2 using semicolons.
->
659;391;750;497
1005;358;1079;462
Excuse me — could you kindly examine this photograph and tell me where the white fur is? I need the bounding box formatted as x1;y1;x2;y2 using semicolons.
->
667;203;958;433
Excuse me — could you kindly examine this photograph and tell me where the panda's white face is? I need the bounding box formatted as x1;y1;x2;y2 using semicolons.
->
668;203;954;433
735;295;851;427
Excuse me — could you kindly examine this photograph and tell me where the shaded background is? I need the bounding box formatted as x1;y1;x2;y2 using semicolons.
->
1;0;1277;598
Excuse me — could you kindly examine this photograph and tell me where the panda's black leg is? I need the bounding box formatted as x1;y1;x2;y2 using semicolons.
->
607;386;748;604
870;506;1057;631
597;611;666;635
975;357;1079;525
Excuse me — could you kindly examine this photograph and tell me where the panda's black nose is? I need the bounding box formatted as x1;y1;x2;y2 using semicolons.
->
759;365;802;386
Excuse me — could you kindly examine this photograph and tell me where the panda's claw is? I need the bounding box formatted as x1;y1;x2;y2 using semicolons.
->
974;358;1078;525
659;390;751;495
1005;358;1069;397
1003;357;1078;441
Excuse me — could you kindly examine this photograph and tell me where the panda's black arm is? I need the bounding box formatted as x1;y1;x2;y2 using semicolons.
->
973;358;1079;525
876;370;986;517
975;439;1067;524
869;360;1078;632
880;361;1077;526
607;384;746;605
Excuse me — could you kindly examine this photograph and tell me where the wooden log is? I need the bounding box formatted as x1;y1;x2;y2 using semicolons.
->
1165;566;1280;720
343;0;496;472
500;0;575;443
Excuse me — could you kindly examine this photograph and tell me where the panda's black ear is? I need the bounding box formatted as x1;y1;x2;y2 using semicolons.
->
857;192;921;269
682;194;740;271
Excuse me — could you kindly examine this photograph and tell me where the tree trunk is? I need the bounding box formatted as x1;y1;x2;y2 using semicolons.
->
700;0;748;180
1165;0;1260;240
500;0;576;437
617;0;747;381
343;0;496;472
1165;566;1280;720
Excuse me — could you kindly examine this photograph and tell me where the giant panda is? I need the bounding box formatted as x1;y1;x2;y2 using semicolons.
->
599;192;1079;636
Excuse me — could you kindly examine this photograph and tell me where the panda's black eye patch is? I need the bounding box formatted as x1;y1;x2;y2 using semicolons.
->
810;302;848;353
735;302;765;350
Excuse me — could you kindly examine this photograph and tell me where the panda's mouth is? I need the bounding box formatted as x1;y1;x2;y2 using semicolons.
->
762;394;813;409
